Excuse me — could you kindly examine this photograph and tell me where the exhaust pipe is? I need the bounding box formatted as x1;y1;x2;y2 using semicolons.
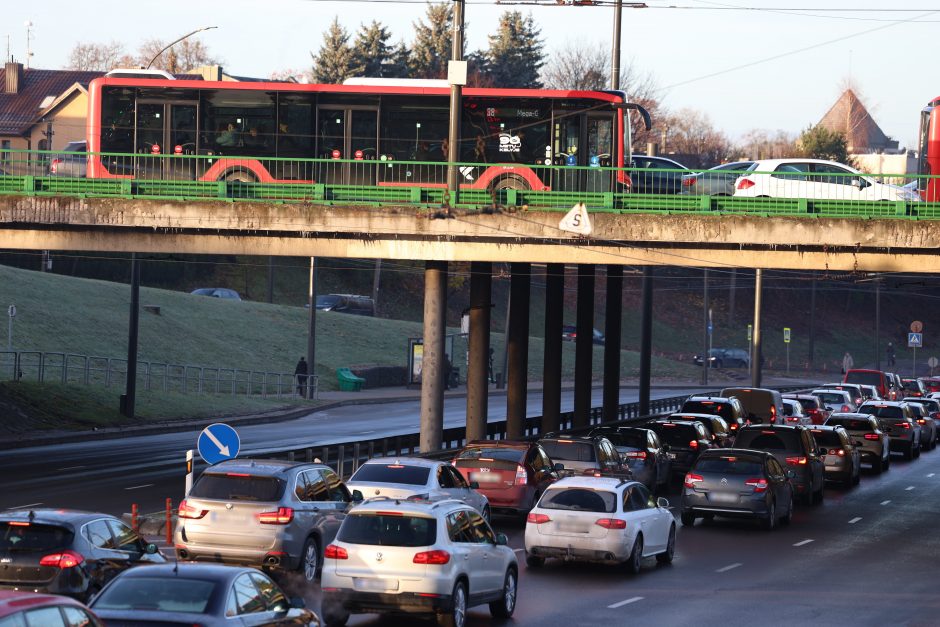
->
177;549;189;559
264;554;281;567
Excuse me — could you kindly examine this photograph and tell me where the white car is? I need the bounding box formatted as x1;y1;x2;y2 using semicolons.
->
782;399;813;426
321;497;517;627
733;158;921;202
523;476;675;573
346;457;490;521
812;389;856;414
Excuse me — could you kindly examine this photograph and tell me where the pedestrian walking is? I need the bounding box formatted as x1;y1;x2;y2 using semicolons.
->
294;356;308;397
842;351;854;374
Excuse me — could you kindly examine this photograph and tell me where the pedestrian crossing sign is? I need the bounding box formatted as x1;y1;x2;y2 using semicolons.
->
909;332;923;348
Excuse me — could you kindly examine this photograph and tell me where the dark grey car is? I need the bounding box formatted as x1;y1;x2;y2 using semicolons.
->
680;449;794;530
903;398;939;449
588;426;670;491
175;459;356;583
825;413;891;473
857;402;922;460
733;425;825;504
808;426;861;487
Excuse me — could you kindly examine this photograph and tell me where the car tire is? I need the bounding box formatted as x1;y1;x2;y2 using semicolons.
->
852;467;861;485
883;455;891;471
872;457;883;474
438;581;468;627
680;510;696;527
780;495;793;526
525;552;545;568
762;500;777;531
656;525;676;564
322;602;350;627
300;536;321;583
812;480;825;505
624;534;644;574
489;568;517;618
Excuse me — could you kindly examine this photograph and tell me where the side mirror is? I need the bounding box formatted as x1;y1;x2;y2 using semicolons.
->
553;462;565;472
786;469;796;479
495;533;509;546
351;489;364;503
469;481;480;490
289;597;306;609
656;497;670;508
145;543;158;555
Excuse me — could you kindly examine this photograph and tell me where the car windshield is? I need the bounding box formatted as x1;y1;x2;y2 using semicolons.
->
539;441;595;462
188;474;285;502
909;400;939;412
845;371;883;387
858;405;903;419
695;457;763;475
455;447;524;465
338;513;436;547
734;430;801;452
350;464;431;486
539;488;616;513
0;522;73;551
91;577;215;613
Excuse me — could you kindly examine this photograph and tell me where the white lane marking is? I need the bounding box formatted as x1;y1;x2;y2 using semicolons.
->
608;596;644;609
10;502;42;509
905;486;915;491
928;473;936;478
848;517;862;524
881;500;891;505
58;465;86;471
715;563;742;573
357;430;376;435
124;484;154;491
793;539;815;547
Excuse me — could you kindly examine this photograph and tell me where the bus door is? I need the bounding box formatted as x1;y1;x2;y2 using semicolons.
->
316;107;378;186
552;111;581;191
586;112;615;193
134;101;199;179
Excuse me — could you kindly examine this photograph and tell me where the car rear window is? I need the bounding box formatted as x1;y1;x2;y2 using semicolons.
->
91;577;215;613
455;447;524;465
809;430;842;446
540;441;596;462
649;424;698;446
681;401;731;420
0;522;73;551
845;371;883;387
794;398;819;411
827;417;874;431
858;405;903;419
188;474;285;501
594;431;646;449
694;457;763;475
351;464;431;486
338;513;436;547
815;392;849;405
539;488;616;513
734;429;801;452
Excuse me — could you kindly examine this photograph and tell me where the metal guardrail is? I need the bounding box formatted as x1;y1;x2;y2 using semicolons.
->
0;149;934;217
0;350;318;400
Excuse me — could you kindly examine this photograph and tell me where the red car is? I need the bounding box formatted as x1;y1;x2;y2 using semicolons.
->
452;440;559;515
0;591;102;626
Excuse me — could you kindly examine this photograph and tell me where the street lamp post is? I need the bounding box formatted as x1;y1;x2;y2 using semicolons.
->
145;26;217;70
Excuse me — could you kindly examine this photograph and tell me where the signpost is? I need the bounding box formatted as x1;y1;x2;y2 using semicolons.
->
910;321;924;376
747;324;753;368
929;356;938;377
783;327;791;375
197;423;240;465
7;304;15;351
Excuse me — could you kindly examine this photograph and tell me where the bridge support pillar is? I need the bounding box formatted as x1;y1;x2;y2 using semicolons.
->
506;262;531;439
750;268;763;387
639;267;653;415
466;262;491;442
542;264;564;434
603;265;623;423
574;264;595;428
420;261;447;453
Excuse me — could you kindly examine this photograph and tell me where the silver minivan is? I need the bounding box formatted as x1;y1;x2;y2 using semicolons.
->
720;387;785;425
175;459;358;583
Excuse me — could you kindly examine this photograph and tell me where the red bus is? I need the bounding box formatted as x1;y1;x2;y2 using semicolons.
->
918;97;940;201
86;73;649;193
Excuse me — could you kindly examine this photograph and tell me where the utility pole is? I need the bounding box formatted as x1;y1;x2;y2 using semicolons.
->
750;269;763;387
611;0;622;90
307;257;317;399
121;254;140;418
445;0;466;207
702;268;709;386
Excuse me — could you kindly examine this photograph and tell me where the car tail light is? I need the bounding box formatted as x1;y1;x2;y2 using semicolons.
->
683;176;696;186
736;178;755;190
684;473;704;488
864;433;880;440
324;544;348;560
689;440;699;450
527;512;551;524
786;416;798;423
786;456;808;466
917;419;926;425
834;448;845;456
899;422;911;430
841;405;851;413
730;423;739;431
177;499;208;520
771;405;777;421
258;507;294;525
515;464;528;485
50;158;63;174
595;518;627;529
745;478;768;493
39;551;83;569
413;550;450;565
624;451;647;459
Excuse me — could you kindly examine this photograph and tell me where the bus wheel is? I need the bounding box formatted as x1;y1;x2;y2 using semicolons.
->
224;170;256;183
491;176;529;193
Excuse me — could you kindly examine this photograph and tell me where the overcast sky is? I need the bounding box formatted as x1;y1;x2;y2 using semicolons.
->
7;0;937;147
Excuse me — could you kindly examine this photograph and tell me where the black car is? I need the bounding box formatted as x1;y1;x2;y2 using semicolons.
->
89;563;318;626
0;509;165;601
680;448;794;530
669;413;732;447
733;425;825;504
588;426;670;491
537;434;632;478
629;154;690;194
645;419;713;481
680;395;748;432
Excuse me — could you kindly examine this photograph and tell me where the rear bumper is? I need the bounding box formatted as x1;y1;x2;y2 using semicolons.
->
175;542;297;571
527;544;628;563
323;589;454;615
681;491;770;517
0;572;88;600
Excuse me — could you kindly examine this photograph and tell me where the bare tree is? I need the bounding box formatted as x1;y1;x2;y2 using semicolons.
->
136;38;221;73
269;68;311;83
659;108;733;167
735;129;798;160
64;41;128;71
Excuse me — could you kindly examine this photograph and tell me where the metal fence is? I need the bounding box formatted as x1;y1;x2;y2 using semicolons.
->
0;350;318;400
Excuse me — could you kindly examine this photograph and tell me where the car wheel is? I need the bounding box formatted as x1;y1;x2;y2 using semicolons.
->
224;170;256;183
300;536;320;583
322;602;350;627
525;552;545;568
780;495;793;526
762;500;777;531
872;456;883;474
883;454;891;470
624;534;644;574
852;466;861;485
812;480;825;505
680;510;696;527
656;525;676;564
438;581;467;627
489;568;517;618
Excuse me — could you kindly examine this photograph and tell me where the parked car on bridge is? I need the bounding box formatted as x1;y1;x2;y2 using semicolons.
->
733;159;921;202
47;141;88;177
680;161;755;196
825;413;891;473
629;154;690;194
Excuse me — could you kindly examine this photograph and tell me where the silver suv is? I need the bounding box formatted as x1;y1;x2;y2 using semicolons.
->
321;497;517;627
856;401;922;460
175;459;357;583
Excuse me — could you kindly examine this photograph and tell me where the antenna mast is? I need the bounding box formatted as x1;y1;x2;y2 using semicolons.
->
24;21;33;69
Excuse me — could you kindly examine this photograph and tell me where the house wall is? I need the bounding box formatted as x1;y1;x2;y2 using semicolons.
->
28;93;89;151
853;153;917;183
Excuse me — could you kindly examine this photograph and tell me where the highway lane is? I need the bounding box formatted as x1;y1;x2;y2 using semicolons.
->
0;387;698;513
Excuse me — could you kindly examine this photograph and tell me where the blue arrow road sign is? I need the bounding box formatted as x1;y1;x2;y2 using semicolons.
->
197;423;240;465
909;332;923;348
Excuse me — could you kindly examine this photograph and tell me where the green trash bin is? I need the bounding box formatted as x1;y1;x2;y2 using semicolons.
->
337;368;365;391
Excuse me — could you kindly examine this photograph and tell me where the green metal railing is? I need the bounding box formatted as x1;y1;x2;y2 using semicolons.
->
0;149;936;218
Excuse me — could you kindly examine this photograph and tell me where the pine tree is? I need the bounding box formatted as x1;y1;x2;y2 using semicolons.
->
351;21;392;78
386;41;412;78
410;3;453;79
483;11;544;88
311;18;362;84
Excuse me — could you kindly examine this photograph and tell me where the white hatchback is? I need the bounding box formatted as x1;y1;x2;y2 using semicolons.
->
321;497;517;627
733;158;921;202
524;476;676;573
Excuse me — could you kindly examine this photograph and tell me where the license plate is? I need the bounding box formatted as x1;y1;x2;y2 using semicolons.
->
355;577;399;592
470;472;500;483
709;492;737;503
824;455;841;464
